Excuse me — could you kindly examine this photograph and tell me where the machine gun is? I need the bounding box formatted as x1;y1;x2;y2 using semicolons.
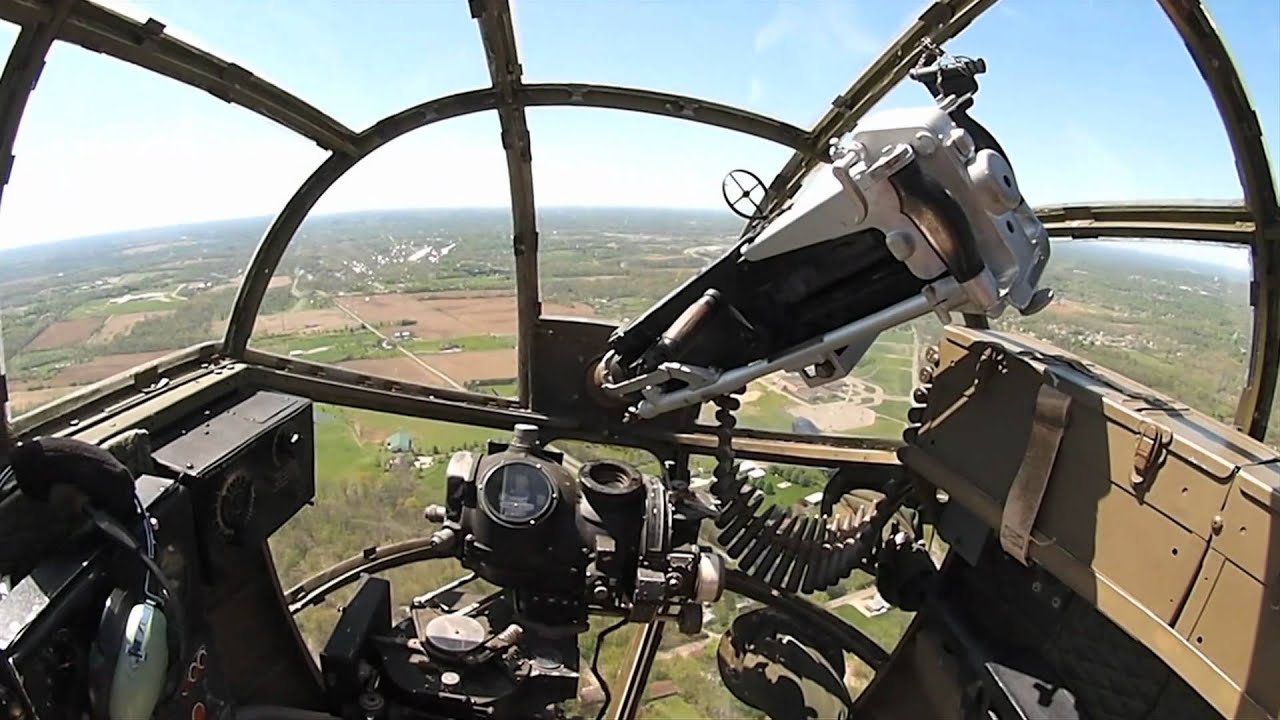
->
594;59;1051;421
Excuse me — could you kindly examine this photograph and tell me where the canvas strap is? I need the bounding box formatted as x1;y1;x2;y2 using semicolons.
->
1000;382;1072;564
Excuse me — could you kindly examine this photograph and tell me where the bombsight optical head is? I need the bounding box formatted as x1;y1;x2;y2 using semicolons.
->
438;424;723;633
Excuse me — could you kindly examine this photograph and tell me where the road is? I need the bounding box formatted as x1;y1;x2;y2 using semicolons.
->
333;301;467;391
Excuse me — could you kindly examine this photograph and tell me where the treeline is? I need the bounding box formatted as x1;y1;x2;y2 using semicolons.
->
552;440;664;476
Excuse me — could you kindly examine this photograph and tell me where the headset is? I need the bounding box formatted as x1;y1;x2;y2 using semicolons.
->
6;436;186;720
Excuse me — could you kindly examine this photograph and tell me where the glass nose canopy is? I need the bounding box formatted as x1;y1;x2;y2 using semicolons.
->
0;0;1275;442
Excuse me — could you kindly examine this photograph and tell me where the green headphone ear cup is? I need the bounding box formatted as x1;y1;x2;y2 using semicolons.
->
107;601;168;720
90;589;169;720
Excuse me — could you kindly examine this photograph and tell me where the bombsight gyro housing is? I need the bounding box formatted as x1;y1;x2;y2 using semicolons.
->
321;424;723;718
430;423;725;633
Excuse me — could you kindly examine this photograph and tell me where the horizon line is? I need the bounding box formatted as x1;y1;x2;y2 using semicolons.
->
0;204;741;253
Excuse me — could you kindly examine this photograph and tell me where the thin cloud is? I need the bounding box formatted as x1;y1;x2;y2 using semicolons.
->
748;77;766;106
753;0;883;58
1060;122;1141;202
820;0;882;57
753;3;796;54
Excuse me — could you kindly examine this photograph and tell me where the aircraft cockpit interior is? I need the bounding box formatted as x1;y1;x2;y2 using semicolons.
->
0;1;1277;719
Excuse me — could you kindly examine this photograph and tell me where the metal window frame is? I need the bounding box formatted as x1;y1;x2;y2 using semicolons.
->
0;0;1274;443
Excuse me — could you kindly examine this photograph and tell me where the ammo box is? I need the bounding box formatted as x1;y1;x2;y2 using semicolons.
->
901;325;1279;719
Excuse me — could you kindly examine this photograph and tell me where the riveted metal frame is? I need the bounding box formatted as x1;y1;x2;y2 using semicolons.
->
0;0;359;154
471;0;538;404
1156;0;1280;440
0;0;71;207
752;0;997;225
1036;201;1256;244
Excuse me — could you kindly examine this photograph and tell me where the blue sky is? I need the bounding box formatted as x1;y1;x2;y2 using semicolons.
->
0;0;1275;247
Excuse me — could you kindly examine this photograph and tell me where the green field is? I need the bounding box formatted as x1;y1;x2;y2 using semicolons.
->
273;404;506;648
834;605;915;651
853;342;915;399
768;480;819;508
472;381;517;397
403;333;516;354
255;329;400;364
640;695;703;719
737;387;796;432
69;296;184;317
862;399;910;440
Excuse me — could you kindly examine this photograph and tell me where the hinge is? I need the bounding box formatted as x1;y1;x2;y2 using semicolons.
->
132;365;161;392
1132;421;1171;489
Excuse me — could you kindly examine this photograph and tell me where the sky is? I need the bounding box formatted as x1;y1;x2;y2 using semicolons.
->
0;0;1275;248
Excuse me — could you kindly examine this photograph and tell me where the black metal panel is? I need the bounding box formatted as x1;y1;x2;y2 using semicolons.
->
319;577;391;710
609;230;923;375
151;391;314;544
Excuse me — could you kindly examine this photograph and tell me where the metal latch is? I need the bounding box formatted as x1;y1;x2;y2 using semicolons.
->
1132;421;1171;488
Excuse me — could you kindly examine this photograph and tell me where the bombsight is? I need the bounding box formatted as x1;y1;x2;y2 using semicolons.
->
427;423;725;634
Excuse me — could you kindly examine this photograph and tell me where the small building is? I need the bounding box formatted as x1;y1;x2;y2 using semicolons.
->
738;460;768;480
413;455;435;470
802;491;824;507
851;590;891;618
385;432;414;454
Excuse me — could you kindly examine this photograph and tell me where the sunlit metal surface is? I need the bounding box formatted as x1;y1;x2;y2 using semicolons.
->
1036;202;1256;244
1156;0;1280;440
473;0;539;405
0;0;72;210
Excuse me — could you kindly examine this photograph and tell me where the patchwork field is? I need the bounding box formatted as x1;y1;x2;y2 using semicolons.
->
91;311;174;344
233;309;359;337
336;348;517;387
337;357;442;385
27;318;104;351
332;293;591;337
8;387;71;414
15;350;170;389
418;348;516;383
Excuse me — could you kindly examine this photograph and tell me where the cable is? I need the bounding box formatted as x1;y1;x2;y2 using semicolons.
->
724;569;889;670
235;706;342;720
591;617;630;720
86;506;188;698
